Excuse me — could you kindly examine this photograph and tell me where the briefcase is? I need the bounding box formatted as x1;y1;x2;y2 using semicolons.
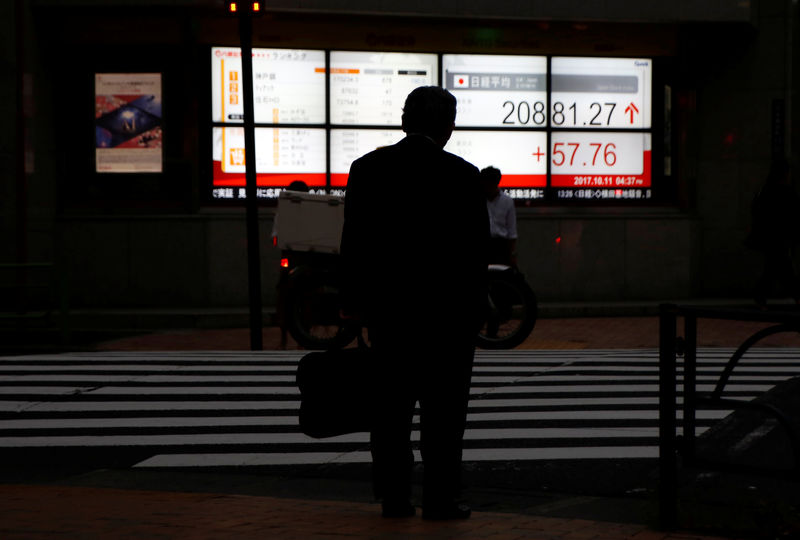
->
296;346;378;438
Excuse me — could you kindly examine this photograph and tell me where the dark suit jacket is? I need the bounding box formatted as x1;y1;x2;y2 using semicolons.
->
340;134;489;337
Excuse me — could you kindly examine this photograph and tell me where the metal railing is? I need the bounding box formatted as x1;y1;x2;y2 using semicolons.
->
658;303;800;529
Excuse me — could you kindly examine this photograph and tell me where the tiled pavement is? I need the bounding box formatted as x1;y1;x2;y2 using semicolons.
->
0;484;732;540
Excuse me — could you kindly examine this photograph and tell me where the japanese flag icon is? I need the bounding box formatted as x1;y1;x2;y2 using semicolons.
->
453;75;470;89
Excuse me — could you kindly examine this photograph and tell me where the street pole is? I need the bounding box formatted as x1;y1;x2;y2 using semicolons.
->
658;303;677;530
236;5;263;350
15;0;28;269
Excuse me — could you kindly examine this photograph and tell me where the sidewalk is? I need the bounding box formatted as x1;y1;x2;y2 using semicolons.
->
0;484;733;540
4;312;800;539
92;313;800;351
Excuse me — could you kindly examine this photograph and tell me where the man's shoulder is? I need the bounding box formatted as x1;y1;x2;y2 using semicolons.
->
351;142;401;169
499;191;514;204
351;137;479;176
441;149;480;175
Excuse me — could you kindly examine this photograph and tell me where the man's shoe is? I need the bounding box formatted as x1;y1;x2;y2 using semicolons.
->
381;501;416;518
422;503;471;520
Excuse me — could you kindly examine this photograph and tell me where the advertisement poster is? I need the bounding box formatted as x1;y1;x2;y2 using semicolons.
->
95;73;162;173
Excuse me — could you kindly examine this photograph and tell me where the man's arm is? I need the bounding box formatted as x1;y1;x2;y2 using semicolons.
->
505;199;518;267
339;159;367;319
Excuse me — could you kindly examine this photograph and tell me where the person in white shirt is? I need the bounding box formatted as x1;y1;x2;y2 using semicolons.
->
481;166;517;267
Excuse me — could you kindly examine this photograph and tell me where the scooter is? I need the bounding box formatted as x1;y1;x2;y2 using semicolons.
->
478;264;537;349
280;253;537;350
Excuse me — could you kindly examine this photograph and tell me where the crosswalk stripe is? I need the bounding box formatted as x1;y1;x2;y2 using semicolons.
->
0;401;301;413
134;447;662;468
1;348;797;466
0;382;775;395
0;394;767;413
0;409;728;431
1;374;788;386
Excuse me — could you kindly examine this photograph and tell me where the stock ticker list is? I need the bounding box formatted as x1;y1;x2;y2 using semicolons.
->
329;54;435;126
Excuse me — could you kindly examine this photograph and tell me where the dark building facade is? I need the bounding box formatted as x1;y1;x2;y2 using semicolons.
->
3;0;798;322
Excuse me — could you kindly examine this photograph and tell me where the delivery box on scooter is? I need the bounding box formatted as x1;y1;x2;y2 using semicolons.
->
275;190;345;254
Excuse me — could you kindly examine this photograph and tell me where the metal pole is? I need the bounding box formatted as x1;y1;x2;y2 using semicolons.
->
238;9;263;350
15;0;27;268
683;314;697;466
658;303;677;530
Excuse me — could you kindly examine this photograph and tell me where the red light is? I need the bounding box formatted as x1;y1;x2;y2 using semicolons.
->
723;132;737;146
272;235;278;247
555;236;561;244
280;258;289;268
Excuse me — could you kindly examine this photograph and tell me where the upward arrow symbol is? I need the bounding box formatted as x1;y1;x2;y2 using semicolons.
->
624;102;640;124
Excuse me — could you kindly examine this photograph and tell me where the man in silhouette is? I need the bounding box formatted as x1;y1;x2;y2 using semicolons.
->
480;166;518;267
749;158;800;307
340;86;489;519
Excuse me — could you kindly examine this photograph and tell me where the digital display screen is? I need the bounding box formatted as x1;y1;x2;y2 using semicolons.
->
443;54;548;128
211;47;326;125
329;51;438;126
550;132;651;188
95;73;162;173
445;131;547;191
550;57;651;129
211;127;326;197
329;129;404;187
208;48;660;203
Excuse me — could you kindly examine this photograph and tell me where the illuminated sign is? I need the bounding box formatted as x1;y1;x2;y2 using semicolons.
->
445;131;547;188
95;73;162;173
550;57;651;129
549;132;651;188
211;47;326;124
330;129;404;186
443;54;548;128
208;48;658;201
329;51;438;126
212;127;327;189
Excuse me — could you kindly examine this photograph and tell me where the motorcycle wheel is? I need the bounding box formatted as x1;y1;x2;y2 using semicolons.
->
285;271;359;350
476;271;537;349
